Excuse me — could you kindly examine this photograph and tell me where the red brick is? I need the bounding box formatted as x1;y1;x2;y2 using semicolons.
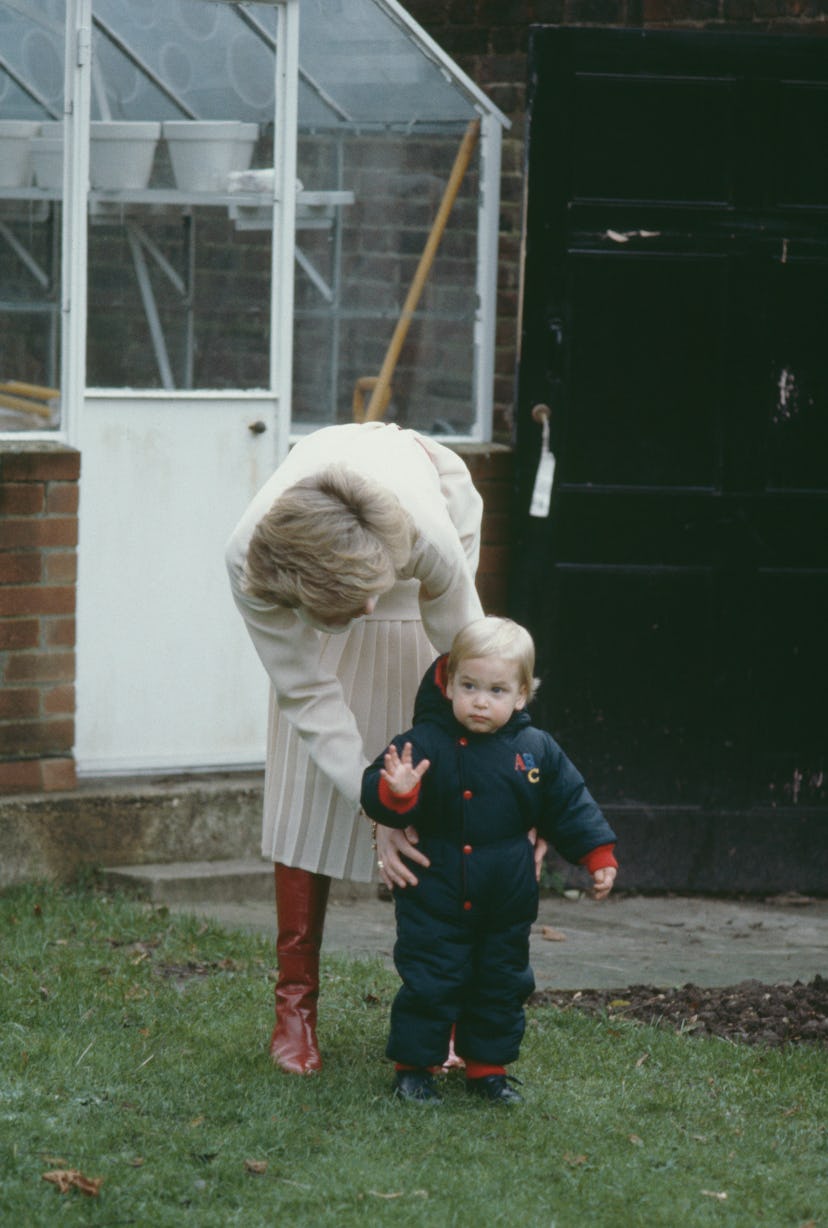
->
481;510;513;545
5;651;75;684
43;551;77;584
0;688;39;720
41;757;77;791
477;572;510;616
45;482;80;515
0;448;80;482
44;617;76;648
0;553;41;584
0;586;75;617
0;618;40;651
2;519;78;549
0;482;45;515
478;468;513;498
0;718;74;756
0;759;41;794
478;543;510;576
43;684;75;715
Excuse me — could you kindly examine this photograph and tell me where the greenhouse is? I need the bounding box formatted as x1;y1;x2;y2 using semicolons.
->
1;0;505;440
0;0;507;774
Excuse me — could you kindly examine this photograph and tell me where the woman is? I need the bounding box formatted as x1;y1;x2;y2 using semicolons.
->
225;421;484;1073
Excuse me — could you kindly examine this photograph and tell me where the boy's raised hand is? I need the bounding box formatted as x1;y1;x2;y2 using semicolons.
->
380;741;430;796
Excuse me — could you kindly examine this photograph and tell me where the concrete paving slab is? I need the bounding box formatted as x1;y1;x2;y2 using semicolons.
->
163;890;828;990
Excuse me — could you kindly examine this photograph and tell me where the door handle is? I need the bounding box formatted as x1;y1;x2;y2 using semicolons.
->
248;420;267;435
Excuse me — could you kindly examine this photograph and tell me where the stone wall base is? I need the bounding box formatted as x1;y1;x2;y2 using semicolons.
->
1;772;824;896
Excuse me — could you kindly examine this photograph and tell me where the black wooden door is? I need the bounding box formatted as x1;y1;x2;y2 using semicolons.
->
513;29;828;819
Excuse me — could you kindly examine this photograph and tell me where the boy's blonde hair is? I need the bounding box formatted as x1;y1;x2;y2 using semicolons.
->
244;464;415;622
448;616;540;700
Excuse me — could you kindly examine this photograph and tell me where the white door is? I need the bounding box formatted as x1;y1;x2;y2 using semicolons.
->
75;394;282;772
72;0;298;773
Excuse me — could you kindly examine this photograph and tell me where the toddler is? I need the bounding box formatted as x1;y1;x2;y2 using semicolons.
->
361;616;618;1105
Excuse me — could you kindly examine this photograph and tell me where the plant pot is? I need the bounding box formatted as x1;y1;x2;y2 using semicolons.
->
89;121;161;190
162;121;258;193
0;120;41;187
31;137;64;190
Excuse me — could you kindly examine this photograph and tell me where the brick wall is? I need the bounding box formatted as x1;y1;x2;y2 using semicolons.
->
457;443;514;615
0;443;79;794
403;0;828;441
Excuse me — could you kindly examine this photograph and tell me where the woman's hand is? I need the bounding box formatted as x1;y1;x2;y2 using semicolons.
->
375;822;430;890
527;828;549;883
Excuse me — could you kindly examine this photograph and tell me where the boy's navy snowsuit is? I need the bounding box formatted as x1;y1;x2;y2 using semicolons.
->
360;656;616;1069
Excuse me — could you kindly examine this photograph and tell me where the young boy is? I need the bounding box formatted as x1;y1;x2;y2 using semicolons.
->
361;616;618;1105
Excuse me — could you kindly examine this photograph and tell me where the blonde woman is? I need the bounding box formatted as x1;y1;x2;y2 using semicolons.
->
225;422;484;1074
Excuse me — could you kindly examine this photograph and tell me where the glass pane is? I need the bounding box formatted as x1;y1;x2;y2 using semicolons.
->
85;0;278;391
293;125;480;434
0;0;64;431
292;0;481;435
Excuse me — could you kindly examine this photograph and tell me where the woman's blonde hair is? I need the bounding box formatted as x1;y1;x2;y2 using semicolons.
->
244;464;415;622
448;616;540;700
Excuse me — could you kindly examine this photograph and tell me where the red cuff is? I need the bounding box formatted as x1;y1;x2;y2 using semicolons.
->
579;843;618;874
378;776;421;814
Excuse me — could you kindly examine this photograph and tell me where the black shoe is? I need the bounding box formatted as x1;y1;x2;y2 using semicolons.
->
393;1069;443;1104
465;1074;523;1104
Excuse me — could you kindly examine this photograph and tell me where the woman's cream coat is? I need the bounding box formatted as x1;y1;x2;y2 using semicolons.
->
225;424;484;865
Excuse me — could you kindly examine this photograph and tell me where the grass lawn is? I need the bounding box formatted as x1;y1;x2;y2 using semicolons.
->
1;880;824;1227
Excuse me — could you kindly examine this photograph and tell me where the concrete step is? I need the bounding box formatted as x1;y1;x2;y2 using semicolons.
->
103;858;375;906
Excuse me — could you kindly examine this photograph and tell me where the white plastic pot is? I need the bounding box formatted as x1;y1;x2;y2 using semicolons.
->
162;121;258;193
89;121;161;191
0;120;41;187
31;137;63;190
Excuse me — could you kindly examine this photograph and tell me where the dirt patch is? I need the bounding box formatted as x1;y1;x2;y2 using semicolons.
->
529;976;828;1046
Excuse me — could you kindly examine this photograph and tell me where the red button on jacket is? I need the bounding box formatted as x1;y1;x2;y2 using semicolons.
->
458;737;468;747
463;844;473;855
463;901;472;911
462;789;473;800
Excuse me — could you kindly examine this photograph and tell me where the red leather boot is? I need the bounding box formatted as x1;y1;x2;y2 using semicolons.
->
269;863;331;1074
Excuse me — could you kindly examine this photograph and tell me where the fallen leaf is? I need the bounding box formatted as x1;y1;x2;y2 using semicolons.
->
635;1053;649;1067
42;1169;103;1197
610;999;631;1008
628;1134;644;1147
127;1157;145;1168
541;926;567;942
563;1153;587;1167
189;1115;205;1128
244;1159;267;1175
701;1190;728;1201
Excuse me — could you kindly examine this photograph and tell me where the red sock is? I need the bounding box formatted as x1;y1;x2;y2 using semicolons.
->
464;1060;506;1080
395;1062;441;1074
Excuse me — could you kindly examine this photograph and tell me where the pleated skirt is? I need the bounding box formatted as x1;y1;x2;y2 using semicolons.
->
261;581;436;882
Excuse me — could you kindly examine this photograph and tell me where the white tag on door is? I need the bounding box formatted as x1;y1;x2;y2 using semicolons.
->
529;414;555;518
